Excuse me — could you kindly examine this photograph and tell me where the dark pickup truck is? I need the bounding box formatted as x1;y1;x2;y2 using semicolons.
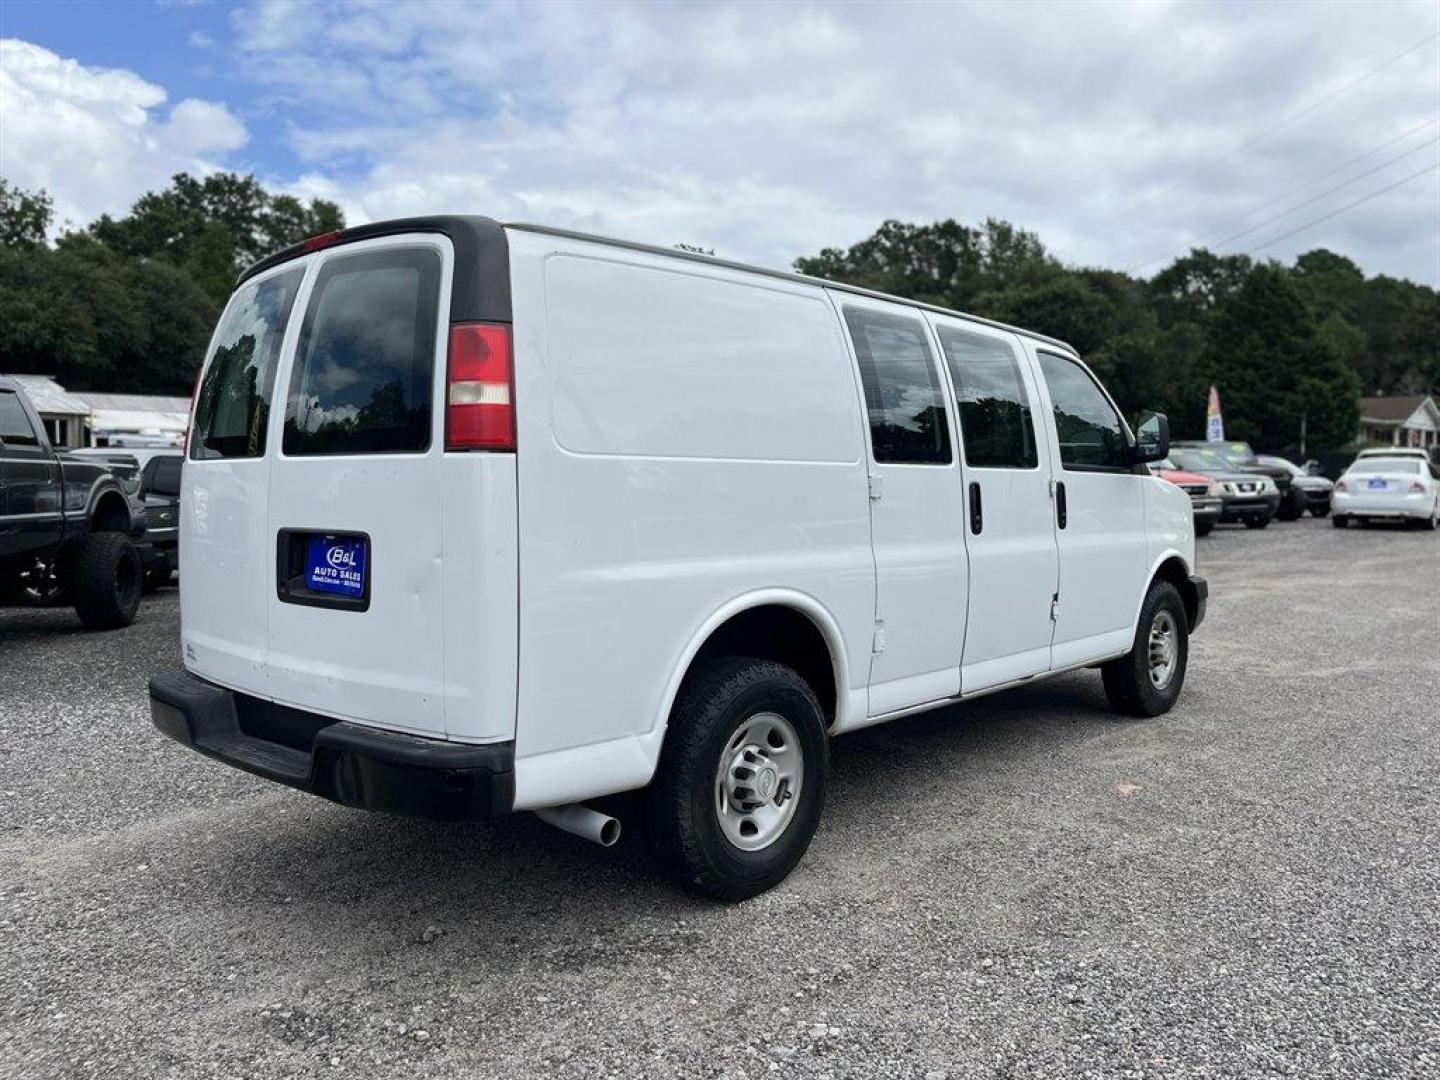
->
1;375;150;629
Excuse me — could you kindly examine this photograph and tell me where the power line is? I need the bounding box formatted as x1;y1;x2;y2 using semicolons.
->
1210;134;1439;251
1239;160;1439;256
1127;117;1439;273
1056;29;1440;256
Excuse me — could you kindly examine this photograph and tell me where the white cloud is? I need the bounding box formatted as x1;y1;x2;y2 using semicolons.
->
225;0;1438;284
0;39;248;229
4;2;1438;284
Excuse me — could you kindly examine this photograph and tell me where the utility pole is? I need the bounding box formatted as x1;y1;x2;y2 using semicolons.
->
1300;411;1307;456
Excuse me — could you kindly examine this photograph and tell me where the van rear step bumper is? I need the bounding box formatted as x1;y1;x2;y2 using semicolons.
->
149;670;514;821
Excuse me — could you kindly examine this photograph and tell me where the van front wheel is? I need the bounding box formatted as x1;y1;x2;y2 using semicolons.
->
649;658;827;901
1101;581;1188;717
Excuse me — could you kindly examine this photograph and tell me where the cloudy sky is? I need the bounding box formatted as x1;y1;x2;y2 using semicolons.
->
2;0;1437;284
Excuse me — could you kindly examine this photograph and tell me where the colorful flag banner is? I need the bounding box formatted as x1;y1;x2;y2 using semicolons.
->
1205;385;1224;443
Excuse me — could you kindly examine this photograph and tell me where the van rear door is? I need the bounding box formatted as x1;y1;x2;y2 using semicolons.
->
183;261;309;689
262;234;453;737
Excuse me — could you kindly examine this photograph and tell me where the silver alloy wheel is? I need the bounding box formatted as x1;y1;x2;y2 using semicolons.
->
715;711;803;852
1147;609;1179;690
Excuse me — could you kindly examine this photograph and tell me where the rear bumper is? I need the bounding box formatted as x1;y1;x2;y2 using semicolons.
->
1332;492;1430;518
149;669;514;821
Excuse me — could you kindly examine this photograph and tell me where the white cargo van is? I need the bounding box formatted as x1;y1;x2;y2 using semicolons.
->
150;216;1206;899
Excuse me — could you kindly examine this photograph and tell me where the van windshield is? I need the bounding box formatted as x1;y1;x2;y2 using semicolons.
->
190;268;304;460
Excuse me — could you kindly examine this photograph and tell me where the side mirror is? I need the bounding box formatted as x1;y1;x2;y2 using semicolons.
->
1134;411;1170;464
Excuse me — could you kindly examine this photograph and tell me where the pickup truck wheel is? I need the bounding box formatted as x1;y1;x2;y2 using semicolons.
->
71;532;142;630
1101;581;1188;718
1310;503;1330;518
1243;514;1270;529
649;658;827;901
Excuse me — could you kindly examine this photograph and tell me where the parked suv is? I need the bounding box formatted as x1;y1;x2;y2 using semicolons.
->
1256;455;1332;517
149;216;1207;899
1170;445;1280;528
1;376;149;629
1175;440;1305;520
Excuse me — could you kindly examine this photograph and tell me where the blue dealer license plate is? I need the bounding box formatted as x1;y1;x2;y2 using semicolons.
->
305;536;367;600
1367;478;1388;490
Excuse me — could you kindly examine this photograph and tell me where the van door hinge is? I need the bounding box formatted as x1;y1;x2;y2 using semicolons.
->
868;474;883;501
1050;594;1060;622
872;619;886;654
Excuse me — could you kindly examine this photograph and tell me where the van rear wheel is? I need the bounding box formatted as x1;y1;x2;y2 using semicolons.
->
1101;581;1188;717
649;658;827;901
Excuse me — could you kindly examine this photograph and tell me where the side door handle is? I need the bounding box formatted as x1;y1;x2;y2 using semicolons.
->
1055;480;1067;529
968;481;983;535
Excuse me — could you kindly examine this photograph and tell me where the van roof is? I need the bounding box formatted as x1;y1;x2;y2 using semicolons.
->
238;214;1079;356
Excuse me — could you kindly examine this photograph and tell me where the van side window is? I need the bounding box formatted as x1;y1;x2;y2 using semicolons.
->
189;267;303;460
283;247;442;457
842;307;951;465
1036;351;1129;471
0;391;41;446
936;327;1037;469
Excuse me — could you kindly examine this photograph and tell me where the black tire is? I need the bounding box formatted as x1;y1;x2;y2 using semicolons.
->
1243;514;1270;529
1311;503;1330;518
1101;581;1189;717
71;532;142;630
648;658;827;901
1332;515;1349;528
1194;521;1214;538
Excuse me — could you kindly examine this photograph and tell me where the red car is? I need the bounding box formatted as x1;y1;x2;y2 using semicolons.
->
1152;460;1223;537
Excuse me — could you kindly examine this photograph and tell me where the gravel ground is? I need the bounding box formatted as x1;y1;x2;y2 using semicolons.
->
2;516;1437;1079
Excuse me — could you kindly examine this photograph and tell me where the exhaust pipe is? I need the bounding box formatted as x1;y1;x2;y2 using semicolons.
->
535;803;621;847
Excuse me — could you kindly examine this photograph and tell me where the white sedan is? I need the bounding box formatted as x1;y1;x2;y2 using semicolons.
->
1332;456;1440;529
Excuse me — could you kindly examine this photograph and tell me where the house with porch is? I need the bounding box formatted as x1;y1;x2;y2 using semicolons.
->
1358;394;1440;450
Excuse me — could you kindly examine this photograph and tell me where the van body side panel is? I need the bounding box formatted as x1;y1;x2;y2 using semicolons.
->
181;260;313;693
506;230;874;780
439;452;518;743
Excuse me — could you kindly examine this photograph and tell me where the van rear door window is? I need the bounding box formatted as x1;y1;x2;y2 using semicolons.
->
190;267;304;460
283;247;442;457
843;307;951;465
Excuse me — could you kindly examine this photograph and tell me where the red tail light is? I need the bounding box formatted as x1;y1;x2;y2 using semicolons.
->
1334;480;1347;492
1411;481;1426;493
446;322;515;451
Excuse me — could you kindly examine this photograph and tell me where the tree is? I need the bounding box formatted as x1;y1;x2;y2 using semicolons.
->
87;172;344;307
1200;264;1359;449
0;171;344;394
1148;248;1253;329
795;217;1056;311
0;178;52;249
